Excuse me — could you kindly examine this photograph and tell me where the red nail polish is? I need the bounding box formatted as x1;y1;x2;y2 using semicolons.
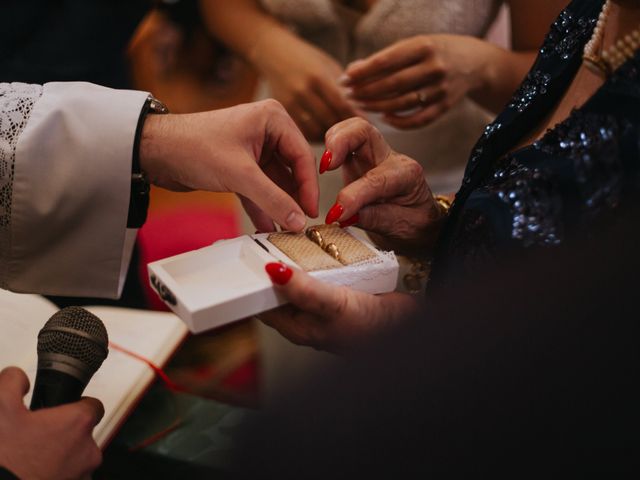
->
265;262;293;285
325;203;344;224
338;213;359;228
319;150;332;174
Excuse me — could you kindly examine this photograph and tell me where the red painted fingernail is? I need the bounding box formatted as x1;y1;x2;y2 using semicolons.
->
319;150;332;174
325;203;344;224
338;213;359;228
265;262;293;285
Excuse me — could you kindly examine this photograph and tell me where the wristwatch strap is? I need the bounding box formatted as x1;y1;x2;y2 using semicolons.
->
127;95;169;228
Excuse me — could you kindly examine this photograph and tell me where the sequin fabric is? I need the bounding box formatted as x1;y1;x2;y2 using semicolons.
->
474;122;503;158
507;4;597;114
482;155;562;247
450;108;635;272
463;121;503;180
534;111;630;217
447;209;499;272
539;8;598;60
508;71;552;113
461;108;633;255
431;0;639;286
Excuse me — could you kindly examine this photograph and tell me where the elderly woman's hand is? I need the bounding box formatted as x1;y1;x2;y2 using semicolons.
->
320;118;446;253
259;262;418;353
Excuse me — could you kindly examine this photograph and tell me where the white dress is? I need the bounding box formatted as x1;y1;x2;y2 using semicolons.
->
259;0;503;195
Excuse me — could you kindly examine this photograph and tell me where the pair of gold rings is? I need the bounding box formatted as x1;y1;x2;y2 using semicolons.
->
306;227;341;261
415;90;429;106
299;112;312;123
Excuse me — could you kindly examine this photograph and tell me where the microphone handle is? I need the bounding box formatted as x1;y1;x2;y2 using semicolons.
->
29;369;86;410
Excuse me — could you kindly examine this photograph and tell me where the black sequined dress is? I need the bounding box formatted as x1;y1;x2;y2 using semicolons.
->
431;0;640;285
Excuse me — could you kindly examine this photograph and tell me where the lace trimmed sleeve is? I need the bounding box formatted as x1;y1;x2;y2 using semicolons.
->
0;82;44;288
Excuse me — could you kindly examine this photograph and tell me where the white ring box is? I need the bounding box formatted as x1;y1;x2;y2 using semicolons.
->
147;228;399;333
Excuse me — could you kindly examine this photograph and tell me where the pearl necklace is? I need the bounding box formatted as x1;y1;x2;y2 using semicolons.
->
583;0;640;76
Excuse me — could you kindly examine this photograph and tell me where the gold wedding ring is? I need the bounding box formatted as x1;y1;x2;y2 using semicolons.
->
305;227;342;262
324;243;341;261
306;227;324;247
416;90;428;106
299;112;312;123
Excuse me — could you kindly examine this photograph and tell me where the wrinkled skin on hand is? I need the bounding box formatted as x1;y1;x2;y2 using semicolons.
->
323;117;446;253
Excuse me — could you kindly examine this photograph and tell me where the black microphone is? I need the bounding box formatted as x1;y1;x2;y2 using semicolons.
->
29;306;108;410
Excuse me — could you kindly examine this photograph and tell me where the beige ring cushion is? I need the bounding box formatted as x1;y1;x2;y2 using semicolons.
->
268;225;377;272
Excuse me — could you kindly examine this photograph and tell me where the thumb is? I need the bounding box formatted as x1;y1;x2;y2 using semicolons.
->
50;396;105;432
77;397;106;427
264;263;347;319
0;367;30;409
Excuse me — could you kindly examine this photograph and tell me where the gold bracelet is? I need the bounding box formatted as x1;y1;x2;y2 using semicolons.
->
434;195;452;216
402;257;431;294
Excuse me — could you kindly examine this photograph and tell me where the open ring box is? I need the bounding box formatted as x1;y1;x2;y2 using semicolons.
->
147;224;399;333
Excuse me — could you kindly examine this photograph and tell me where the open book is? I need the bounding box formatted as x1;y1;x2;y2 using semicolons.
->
0;289;188;448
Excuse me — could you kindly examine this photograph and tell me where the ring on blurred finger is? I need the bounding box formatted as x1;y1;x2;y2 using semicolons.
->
416;90;429;106
306;227;325;248
299;112;312;123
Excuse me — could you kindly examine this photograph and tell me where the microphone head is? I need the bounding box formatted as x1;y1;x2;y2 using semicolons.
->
37;306;109;383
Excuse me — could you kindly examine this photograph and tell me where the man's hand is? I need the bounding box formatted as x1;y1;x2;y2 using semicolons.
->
139;99;319;232
0;367;104;480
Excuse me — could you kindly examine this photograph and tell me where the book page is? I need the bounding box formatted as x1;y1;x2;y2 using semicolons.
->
0;290;54;377
0;290;188;448
83;305;188;447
